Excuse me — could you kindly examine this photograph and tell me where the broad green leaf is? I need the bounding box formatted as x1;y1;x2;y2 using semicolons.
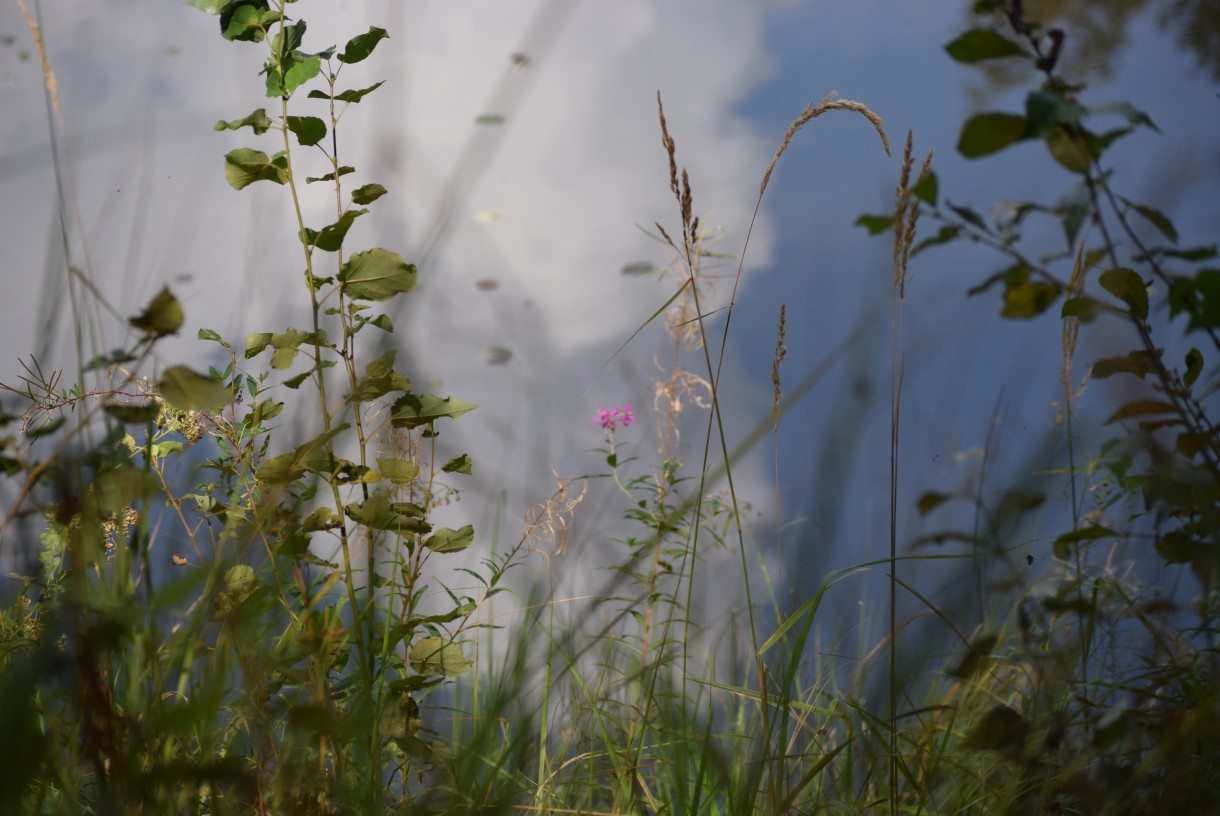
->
1091;350;1161;380
286;115;326;146
1090;101;1159;132
423;525;474;554
214;108;272;135
1045;124;1093;173
338;26;388;64
975;265;1061;318
332;82;384;104
265;52;321;98
916;491;951;516
351;183;388;205
912;225;960;256
1024;90;1086;135
220;2;267;43
255;425;348;484
246;328;330;369
158;366;230;412
348;348;411;403
302;208;367;252
947;201;988;231
198;327;225;344
441;454;473;475
1184;347;1203;388
390;393;477;429
409;636;472;678
964;705;1028;756
958;113;1027;158
1105;400;1177;424
224;148;289;189
1099;267;1148;319
946;632;997;680
129;286;184;338
911;171;938;205
1061;296;1102;322
944;29;1028;63
345;490;430;533
94;466;157;514
339;248;417;301
1155;530;1203;564
377;457;420;487
854;214;894;235
271;19;306;54
104;401;161;425
186;0;233;13
1052;525;1117;559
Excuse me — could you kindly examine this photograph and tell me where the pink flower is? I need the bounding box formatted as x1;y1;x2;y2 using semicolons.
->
591;403;634;432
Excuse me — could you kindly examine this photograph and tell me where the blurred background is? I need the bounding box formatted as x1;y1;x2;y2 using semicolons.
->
1;0;1217;648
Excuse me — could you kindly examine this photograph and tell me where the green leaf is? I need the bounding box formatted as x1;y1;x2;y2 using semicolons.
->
95;466;157;514
409;636;471;678
198;328;225;344
351;183;387;205
423;525;474;554
1058;181;1091;247
390;394;477;429
975;265;1060;318
158;366;231;412
947;201;988;231
103;401;161;425
1105;400;1177;424
912;225;960;256
1099;267;1148;319
345;490;430;533
339;248;417;302
255;425;348;485
854;214;894;235
441;454;473;475
306;166;355;184
264;52;321;98
347;348;411;403
214;108;272;135
910;171;938;205
129;286;184;338
224;148;289;189
917;491;951;516
331;81;384;104
1061;296;1102;322
1090;101;1159;132
186;0;233;13
377;457;420;487
964;705;1028;757
286;115;326;146
1184;347;1203;388
338;26;388;64
958;113;1028;158
1124;200;1178;244
220;1;268;43
1091;350;1161;380
944;29;1028;63
1052;525;1117;559
1044;124;1094;173
302;209;367;252
946;632;997;679
246;328;330;369
1024;90;1086;135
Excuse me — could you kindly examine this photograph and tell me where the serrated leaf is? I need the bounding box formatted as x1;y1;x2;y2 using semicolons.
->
338;26;388;64
441;454;472;475
1099;267;1148;319
158;366;230;412
214;108;272;135
945;29;1028;63
958;112;1028;158
286;115;326;146
390;394;476;429
339;248;417;301
409;636;471;678
224;147;289;189
423;525;474;554
351;183;387;205
129;286;184;338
